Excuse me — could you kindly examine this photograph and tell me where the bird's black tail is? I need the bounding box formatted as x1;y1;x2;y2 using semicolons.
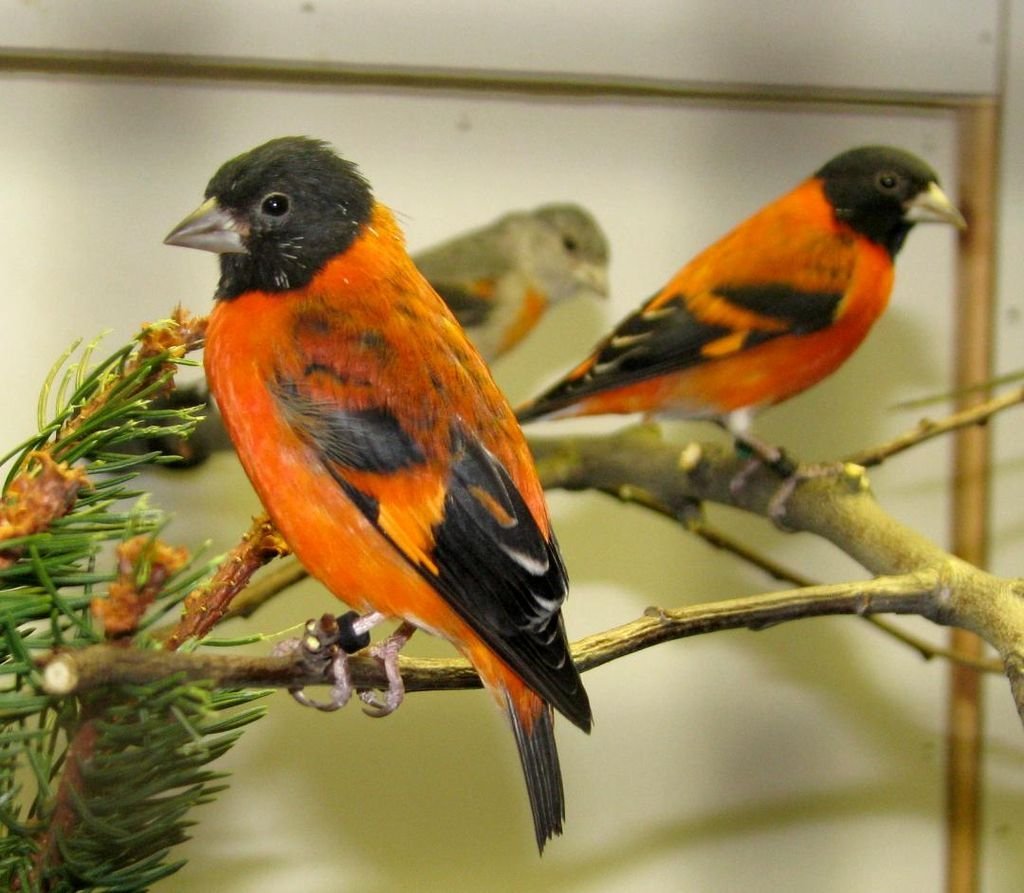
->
507;697;565;853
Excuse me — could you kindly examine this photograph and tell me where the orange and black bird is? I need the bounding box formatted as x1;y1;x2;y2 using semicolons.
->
516;146;965;452
164;137;591;851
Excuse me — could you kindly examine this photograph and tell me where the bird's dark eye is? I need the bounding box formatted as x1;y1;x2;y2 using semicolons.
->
875;172;901;193
261;193;290;217
562;235;579;252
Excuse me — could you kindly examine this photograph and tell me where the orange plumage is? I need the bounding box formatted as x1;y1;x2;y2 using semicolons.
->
166;137;590;852
516;146;965;435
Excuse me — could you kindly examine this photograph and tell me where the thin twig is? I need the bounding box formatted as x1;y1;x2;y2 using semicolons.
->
221;555;309;622
163;515;287;651
41;572;942;697
687;518;816;587
894;369;1024;410
862;617;1001;672
845;386;1024;468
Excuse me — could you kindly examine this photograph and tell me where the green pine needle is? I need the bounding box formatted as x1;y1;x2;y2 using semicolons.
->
1;326;268;891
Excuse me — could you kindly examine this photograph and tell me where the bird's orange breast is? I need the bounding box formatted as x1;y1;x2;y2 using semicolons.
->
205;290;415;614
203;208;553;669
205;284;548;724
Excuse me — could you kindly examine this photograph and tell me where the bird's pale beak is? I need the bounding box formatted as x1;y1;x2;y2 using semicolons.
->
904;182;967;230
577;262;610;300
164;197;250;254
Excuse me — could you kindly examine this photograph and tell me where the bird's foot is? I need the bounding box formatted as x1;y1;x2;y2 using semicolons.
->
359;622;417;718
729;434;797;496
767;461;868;528
274;610;383;712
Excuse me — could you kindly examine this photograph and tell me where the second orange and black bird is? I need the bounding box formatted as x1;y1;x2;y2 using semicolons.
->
516;146;965;444
165;137;591;851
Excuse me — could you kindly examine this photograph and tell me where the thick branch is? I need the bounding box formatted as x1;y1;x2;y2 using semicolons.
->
688;517;1003;672
138;370;1024;642
119;424;1024;718
529;425;1024;723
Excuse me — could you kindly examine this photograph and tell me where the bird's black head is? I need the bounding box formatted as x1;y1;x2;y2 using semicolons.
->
815;145;964;257
166;137;374;299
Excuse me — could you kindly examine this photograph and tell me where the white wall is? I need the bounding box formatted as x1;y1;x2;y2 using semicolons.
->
1;2;1020;890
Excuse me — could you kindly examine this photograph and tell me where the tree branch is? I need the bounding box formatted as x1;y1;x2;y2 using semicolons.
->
106;420;1023;721
845;385;1024;468
528;424;1024;724
37;353;1024;726
139;357;1024;655
163;515;287;650
686;517;1003;673
39;572;943;697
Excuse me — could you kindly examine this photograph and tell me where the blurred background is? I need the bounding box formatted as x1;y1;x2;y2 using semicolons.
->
1;1;1022;889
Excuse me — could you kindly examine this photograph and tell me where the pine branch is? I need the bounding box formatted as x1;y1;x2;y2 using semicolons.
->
0;313;267;892
220;555;310;622
163;515;288;651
